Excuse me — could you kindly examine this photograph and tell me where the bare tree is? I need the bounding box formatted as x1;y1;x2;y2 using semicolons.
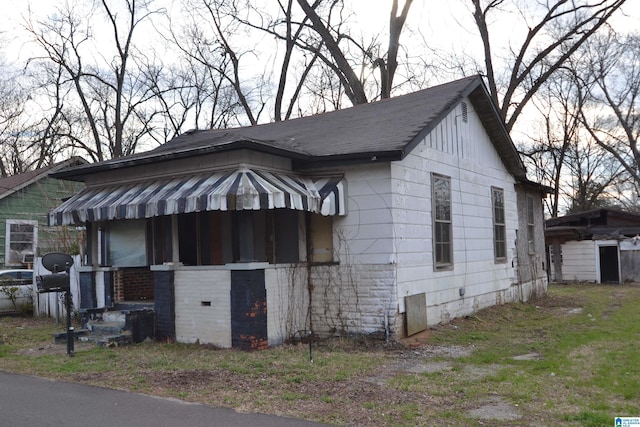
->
522;56;625;217
169;0;416;125
25;0;164;161
578;30;639;184
291;0;414;104
0;73;30;176
470;0;627;131
521;68;580;217
162;1;260;128
0;59;63;176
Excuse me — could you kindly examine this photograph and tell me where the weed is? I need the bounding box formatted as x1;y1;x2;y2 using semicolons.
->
2;283;640;426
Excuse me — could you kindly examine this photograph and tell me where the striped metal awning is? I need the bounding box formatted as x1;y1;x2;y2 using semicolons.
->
49;167;346;226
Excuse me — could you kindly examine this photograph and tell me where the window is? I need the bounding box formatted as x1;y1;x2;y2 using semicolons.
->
527;196;536;254
107;220;147;267
492;187;506;262
173;210;302;266
5;220;37;266
432;174;452;269
310;214;333;263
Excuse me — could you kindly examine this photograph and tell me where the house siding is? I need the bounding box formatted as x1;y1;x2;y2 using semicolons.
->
0;176;82;268
309;99;547;339
265;267;308;346
620;240;640;282
390;100;525;328
557;240;597;282
514;185;547;287
310;263;396;337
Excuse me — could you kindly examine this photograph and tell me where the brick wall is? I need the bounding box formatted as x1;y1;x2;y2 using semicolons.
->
310;263;397;338
113;268;154;302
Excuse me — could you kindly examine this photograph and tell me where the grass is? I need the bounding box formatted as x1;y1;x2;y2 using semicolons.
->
1;282;640;426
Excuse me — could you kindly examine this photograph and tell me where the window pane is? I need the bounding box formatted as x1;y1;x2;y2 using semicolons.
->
432;174;452;268
6;221;36;265
434;177;451;221
492;188;506;260
178;213;198;266
493;188;504;224
494;225;506;259
108;220;147;267
275;210;299;263
527;196;535;253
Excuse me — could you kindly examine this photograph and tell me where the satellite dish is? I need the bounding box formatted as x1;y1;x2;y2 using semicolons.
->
41;252;74;273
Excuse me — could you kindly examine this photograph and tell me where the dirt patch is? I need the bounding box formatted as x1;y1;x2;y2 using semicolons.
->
467;395;521;421
15;341;94;356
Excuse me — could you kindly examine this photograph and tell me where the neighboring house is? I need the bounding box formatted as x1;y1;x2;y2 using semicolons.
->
48;75;548;349
546;208;640;284
0;158;85;270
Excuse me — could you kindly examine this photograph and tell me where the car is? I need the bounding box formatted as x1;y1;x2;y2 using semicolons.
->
0;269;34;312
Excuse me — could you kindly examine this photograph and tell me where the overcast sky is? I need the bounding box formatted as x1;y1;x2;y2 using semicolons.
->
4;0;639;67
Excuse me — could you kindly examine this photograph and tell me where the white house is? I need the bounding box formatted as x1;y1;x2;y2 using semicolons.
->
48;76;548;349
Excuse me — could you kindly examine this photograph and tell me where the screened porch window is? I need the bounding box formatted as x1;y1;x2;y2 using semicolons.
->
102;209;325;267
173;210;302;266
107;219;147;267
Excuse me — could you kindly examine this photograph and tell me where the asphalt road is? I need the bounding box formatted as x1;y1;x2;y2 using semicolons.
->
0;371;329;427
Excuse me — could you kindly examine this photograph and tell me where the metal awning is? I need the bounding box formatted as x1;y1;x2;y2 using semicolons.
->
49;167;346;226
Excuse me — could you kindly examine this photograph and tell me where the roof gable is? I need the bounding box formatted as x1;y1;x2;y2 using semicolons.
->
0;157;86;200
54;76;527;181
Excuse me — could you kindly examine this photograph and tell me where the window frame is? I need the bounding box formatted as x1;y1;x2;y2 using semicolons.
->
432;173;453;270
5;220;38;267
491;187;507;262
527;195;536;254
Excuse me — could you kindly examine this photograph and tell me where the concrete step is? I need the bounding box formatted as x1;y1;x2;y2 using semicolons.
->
88;321;126;334
102;311;126;323
78;330;132;347
97;332;132;348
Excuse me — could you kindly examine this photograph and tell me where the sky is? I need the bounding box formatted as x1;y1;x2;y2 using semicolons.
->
4;0;639;66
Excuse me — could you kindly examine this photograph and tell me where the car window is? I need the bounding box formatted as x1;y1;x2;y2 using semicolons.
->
0;272;18;280
21;271;33;280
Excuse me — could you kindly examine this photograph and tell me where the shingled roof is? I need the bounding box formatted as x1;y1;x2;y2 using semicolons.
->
54;75;527;180
0;157;86;199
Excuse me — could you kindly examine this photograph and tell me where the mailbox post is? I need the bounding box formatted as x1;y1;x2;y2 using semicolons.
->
37;253;75;357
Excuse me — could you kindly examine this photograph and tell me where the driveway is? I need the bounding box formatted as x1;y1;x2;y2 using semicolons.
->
0;371;328;427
